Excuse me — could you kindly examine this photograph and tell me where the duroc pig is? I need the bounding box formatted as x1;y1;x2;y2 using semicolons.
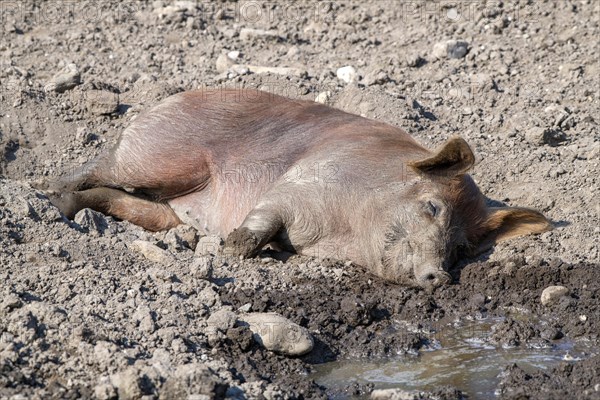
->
46;89;553;288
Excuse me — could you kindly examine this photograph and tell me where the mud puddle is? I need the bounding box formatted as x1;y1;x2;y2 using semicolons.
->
313;319;597;399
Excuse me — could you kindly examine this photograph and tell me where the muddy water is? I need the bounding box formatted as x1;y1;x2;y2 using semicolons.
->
313;319;596;399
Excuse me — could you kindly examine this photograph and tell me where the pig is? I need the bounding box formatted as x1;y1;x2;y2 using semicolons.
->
46;89;553;288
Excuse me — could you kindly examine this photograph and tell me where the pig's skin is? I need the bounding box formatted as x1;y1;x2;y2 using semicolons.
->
46;89;553;288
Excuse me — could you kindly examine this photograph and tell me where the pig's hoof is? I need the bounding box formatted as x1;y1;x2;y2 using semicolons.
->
224;227;260;258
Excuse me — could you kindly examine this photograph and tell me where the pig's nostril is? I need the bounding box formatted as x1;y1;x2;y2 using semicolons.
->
422;273;436;281
418;271;451;288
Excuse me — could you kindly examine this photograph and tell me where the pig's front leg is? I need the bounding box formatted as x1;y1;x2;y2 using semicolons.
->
223;204;283;258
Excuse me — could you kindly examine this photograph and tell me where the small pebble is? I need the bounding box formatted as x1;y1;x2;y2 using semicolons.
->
336;66;358;83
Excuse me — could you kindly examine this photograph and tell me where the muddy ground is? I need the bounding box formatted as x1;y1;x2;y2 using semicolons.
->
1;1;599;399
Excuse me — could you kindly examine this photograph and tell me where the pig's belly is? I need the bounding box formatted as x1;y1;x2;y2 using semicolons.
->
167;184;266;237
168;191;222;236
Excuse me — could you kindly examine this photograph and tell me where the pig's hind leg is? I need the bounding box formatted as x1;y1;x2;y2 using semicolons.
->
52;187;181;231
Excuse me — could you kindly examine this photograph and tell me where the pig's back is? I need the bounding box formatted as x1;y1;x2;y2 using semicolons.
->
120;89;419;166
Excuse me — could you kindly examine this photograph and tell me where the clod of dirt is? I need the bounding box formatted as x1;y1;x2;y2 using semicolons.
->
525;126;568;146
189;256;214;280
129;240;175;264
238;312;314;356
44;63;81;93
87;90;120;115
195;235;224;256
239;28;280;42
74;208;112;235
162;224;199;251
207;309;238;332
541;285;570;306
432;40;469;59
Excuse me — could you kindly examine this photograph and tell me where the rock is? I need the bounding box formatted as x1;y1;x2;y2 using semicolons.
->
216;53;234;73
86;90;119;115
525;127;567;146
44;63;81;93
432;39;469;59
238;312;313;356
129;240;175;264
195;235;223;256
189;256;213;280
314;91;331;104
239;28;280;41
227;50;240;60
336;66;358;83
541;285;570;306
207;309;237;332
74;208;110;235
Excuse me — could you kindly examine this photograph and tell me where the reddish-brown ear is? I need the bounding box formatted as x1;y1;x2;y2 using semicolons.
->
408;136;475;178
475;207;553;253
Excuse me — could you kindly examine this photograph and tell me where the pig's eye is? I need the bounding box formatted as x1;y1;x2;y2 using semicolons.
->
425;201;439;217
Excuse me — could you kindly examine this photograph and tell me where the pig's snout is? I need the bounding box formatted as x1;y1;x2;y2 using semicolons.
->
415;269;451;288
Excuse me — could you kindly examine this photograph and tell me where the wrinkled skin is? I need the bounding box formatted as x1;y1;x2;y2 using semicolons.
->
44;89;553;288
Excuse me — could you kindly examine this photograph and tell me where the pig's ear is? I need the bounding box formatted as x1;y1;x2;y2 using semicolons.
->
408;136;475;178
474;207;553;253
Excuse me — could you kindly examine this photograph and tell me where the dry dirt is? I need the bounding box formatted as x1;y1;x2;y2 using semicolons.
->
1;1;599;399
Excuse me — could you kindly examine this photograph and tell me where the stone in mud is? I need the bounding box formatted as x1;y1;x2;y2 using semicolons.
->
541;285;570;306
238;312;313;356
44;63;81;93
130;240;175;264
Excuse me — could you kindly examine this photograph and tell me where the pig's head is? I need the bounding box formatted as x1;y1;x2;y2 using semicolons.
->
379;136;553;289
